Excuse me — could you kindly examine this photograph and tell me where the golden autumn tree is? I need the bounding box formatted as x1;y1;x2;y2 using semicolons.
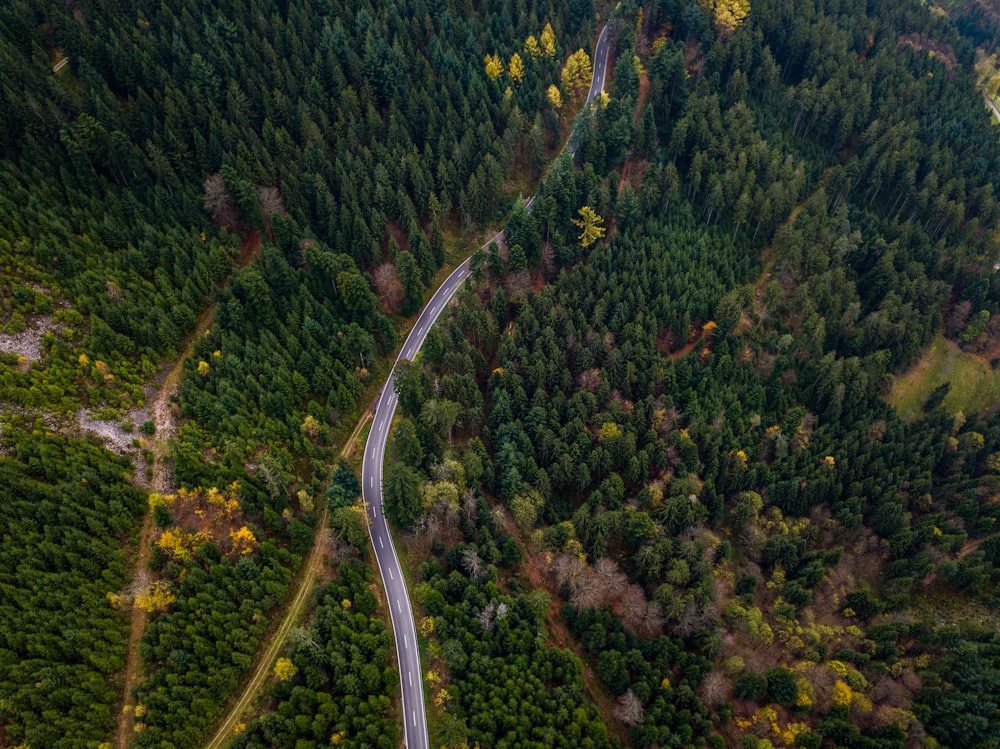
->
484;53;504;80
300;414;321;439
546;84;563;110
524;34;541;59
560;49;592;102
700;0;751;37
156;527;195;560
540;22;556;57
230;525;258;555
273;657;297;682
508;52;525;84
572;206;606;247
135;580;176;613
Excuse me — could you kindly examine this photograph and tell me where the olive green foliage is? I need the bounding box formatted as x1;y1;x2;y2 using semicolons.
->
0;430;145;748
230;562;397;749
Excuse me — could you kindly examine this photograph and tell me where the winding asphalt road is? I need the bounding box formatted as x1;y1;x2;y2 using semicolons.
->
361;22;613;749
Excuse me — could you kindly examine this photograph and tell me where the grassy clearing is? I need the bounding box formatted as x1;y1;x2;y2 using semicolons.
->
888;332;1000;421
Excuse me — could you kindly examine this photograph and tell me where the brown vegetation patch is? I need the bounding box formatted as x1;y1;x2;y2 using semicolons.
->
633;71;652;128
235;229;262;269
684;38;706;80
898;33;958;72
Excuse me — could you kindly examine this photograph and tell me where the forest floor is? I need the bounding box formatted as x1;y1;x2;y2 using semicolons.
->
888;332;1000;421
200;412;371;749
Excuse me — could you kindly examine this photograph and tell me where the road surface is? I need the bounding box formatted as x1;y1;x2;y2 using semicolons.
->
985;93;1000;124
361;22;613;749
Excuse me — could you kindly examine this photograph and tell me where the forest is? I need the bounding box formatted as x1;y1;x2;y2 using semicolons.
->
4;0;1000;747
379;0;1000;746
0;0;601;746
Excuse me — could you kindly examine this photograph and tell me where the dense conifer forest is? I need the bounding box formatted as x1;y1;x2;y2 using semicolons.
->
0;0;594;746
4;0;1000;748
384;0;1000;747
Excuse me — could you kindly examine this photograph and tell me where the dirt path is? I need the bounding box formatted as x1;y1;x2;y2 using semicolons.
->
201;411;371;749
116;230;266;747
116;304;214;748
922;531;1000;589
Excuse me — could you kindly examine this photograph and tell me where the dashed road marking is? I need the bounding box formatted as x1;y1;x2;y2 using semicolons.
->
379;536;384;549
388;567;394;581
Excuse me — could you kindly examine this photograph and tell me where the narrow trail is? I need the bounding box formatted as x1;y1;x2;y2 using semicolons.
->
922;530;1000;589
116;304;215;749
117;232;260;748
201;411;371;749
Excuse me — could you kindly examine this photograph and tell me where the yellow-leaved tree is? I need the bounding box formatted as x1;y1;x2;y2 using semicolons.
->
524;34;541;59
484;53;504;80
229;525;258;555
546;84;563;110
700;0;751;37
508;52;525;84
134;580;176;613
572;206;605;247
560;49;592;102
540;22;556;57
273;657;297;682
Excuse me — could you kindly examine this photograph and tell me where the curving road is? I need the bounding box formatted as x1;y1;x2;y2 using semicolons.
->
361;22;613;749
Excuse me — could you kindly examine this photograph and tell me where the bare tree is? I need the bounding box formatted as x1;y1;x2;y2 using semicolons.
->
639;600;665;638
203;172;239;230
552;553;586;589
594;557;628;603
570;569;603;610
461;547;483;579
614;689;645;726
477;601;496;632
462;489;478;522
259;186;285;222
619;584;648;632
699;671;731;707
505;269;533;303
372;263;404;313
578;368;602;393
672;601;707;637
